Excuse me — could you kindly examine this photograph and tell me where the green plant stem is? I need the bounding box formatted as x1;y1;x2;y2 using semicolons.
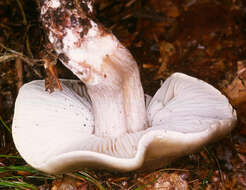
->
0;115;11;133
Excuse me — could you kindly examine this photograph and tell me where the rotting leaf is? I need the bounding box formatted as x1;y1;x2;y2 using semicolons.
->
153;173;188;190
222;60;246;106
136;171;188;190
156;41;176;79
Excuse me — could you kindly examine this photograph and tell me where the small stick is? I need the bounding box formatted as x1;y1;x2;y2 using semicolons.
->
25;24;34;58
0;42;43;77
26;33;34;58
0;42;38;66
15;0;27;25
0;54;18;62
15;57;23;90
125;0;137;7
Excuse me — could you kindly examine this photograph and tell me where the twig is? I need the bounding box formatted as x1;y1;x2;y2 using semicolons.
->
16;0;35;62
26;35;33;58
0;42;44;78
15;57;23;90
0;23;11;30
110;181;124;189
0;54;18;62
0;42;41;66
15;0;27;25
25;25;34;58
125;0;137;7
188;179;200;184
127;183;138;190
0;42;27;57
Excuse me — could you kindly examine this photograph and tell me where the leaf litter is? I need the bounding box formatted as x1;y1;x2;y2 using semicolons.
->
0;0;246;189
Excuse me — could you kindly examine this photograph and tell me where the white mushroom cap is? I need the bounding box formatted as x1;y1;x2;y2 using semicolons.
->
12;73;236;174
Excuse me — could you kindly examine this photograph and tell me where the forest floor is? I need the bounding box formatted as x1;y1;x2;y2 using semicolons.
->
0;0;246;189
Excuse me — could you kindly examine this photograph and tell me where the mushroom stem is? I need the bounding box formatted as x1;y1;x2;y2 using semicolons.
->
88;56;147;137
40;0;148;137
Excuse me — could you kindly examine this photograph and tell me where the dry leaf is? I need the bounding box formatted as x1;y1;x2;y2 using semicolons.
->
222;61;246;106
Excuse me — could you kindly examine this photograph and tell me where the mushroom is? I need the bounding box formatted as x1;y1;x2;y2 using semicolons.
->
12;0;237;174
